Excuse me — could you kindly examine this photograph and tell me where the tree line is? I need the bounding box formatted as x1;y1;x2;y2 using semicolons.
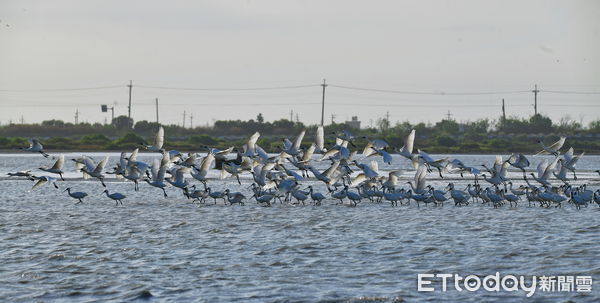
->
0;113;599;153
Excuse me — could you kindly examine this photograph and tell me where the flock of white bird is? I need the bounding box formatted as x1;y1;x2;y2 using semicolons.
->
9;126;600;209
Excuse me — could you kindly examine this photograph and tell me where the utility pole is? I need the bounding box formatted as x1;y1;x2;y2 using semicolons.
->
183;110;186;128
331;114;336;124
295;113;299;123
320;79;327;126
74;109;79;124
532;84;539;115
290;109;294;121
20;115;24;124
190;114;193;128
127;80;133;121
385;111;390;122
445;111;453;120
155;98;159;124
502;99;506;122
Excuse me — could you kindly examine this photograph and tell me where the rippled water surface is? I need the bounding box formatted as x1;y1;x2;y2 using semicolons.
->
1;153;599;302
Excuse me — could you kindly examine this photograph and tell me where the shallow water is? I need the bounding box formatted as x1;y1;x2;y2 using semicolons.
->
1;153;599;302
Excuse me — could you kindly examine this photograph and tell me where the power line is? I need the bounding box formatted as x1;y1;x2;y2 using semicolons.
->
0;85;124;92
540;90;600;95
135;84;319;91
328;84;530;95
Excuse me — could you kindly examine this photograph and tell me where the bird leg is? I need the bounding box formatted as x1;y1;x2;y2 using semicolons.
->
40;151;49;158
163;188;168;198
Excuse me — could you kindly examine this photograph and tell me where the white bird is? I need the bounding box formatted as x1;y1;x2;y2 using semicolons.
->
506;153;530;178
29;175;59;190
535;136;566;156
71;155;94;179
528;157;559;187
143;126;164;152
314;125;327;153
382;170;403;192
346;188;362;206
291;189;309;205
191;153;215;186
123;164;144;192
166;167;190;194
253;192;275;206
407;165;428;194
397;130;417;166
365;145;392;164
241;132;260;157
221;161;243;185
224;189;246;205
81;156;109;187
64;187;88;204
20;139;49;157
553;159;569;184
561;147;583;180
352;160;379;179
7;170;32;178
145;159;168;197
39;154;65;180
207;187;227;204
103;189;126;205
187;185;208;203
176;152;197;168
307;185;326;205
417;150;448;178
282;130;305;157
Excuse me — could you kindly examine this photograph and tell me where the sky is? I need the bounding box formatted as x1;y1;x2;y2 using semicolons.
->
0;0;599;128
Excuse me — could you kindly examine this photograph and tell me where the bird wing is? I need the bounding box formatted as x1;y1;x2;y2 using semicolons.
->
403;129;416;154
282;138;293;150
536;159;548;178
301;143;315;162
369;160;379;174
362;142;375;156
519;154;530;167
315;126;325;152
372;139;389;150
200;153;215;172
130;148;139;162
154;126;164;149
247;132;260;150
543;157;559;178
570;152;584;167
418;149;434;163
318;148;339;161
157;163;167;180
323;161;340;179
350;173;367;187
83;157;96;172
95;156;109;174
293;130;305;150
415;165;427;191
548;136;566;151
563;147;574;162
52;154;65;170
151;158;160;180
32;178;46;190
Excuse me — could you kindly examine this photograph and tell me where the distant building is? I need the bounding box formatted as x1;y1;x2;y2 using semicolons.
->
345;116;361;129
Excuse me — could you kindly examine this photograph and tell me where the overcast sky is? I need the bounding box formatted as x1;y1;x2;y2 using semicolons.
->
1;0;599;128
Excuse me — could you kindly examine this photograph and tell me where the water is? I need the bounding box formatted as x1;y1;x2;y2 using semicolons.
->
1;153;599;302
